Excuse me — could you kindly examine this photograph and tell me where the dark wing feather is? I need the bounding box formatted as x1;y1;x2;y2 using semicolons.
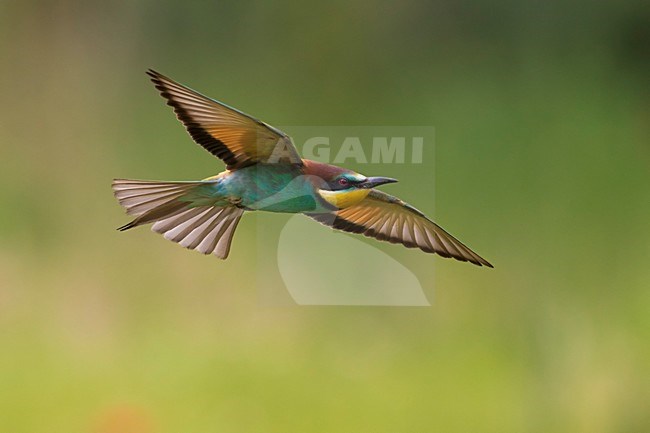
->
308;190;492;267
147;69;302;169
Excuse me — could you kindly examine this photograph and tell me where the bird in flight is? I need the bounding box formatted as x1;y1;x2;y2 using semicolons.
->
112;70;492;267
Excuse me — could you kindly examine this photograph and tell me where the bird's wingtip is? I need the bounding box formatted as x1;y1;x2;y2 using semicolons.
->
117;221;136;231
146;68;163;80
476;257;494;268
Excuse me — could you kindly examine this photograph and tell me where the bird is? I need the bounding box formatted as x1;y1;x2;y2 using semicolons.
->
112;70;493;267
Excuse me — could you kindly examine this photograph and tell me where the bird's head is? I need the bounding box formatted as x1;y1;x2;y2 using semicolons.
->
324;172;398;191
303;160;397;209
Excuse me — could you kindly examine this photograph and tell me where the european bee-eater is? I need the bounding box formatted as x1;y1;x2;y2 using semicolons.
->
112;70;492;267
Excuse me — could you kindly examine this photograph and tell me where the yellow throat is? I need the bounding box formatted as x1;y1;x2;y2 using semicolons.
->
318;188;370;209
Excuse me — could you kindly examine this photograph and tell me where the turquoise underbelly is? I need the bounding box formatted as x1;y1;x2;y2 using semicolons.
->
220;165;327;213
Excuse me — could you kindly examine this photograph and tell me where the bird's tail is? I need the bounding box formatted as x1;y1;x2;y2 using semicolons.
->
112;179;243;259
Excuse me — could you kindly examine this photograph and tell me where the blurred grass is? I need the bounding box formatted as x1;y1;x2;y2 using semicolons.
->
1;0;649;432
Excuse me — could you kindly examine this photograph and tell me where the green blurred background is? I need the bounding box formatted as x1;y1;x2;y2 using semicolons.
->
1;1;649;432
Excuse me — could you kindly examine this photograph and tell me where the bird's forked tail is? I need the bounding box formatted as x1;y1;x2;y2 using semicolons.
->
112;179;243;259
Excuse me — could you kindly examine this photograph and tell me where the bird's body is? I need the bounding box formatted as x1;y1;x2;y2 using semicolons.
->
198;160;378;213
113;70;492;267
206;163;324;213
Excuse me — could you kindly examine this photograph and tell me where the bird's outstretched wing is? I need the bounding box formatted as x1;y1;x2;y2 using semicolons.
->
308;190;492;267
147;69;302;170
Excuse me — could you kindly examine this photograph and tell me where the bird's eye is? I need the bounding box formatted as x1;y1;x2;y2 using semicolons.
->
338;178;349;186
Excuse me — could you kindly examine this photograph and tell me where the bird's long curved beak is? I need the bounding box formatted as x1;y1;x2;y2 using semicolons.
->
361;176;398;189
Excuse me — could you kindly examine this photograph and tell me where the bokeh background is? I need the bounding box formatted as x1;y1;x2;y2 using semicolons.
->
1;1;649;432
